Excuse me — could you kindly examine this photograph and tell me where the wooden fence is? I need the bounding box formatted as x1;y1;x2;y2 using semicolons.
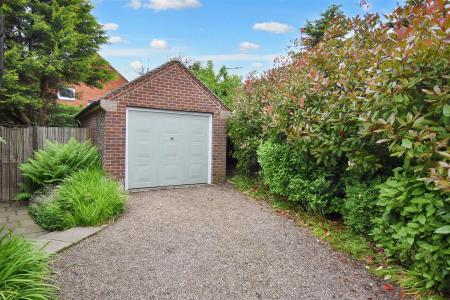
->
0;127;95;202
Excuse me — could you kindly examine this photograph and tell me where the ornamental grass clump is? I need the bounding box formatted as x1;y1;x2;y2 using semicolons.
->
29;168;126;231
18;138;100;200
0;227;55;299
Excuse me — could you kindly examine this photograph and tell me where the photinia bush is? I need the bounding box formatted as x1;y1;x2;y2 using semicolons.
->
229;0;449;291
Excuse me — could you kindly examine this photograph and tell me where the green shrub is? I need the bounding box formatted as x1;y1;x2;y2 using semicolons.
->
29;168;126;231
228;112;264;174
0;227;55;299
28;187;66;232
18;139;100;199
341;176;382;235
257;140;292;196
44;104;82;127
257;140;339;215
372;168;450;291
288;173;340;215
229;1;449;293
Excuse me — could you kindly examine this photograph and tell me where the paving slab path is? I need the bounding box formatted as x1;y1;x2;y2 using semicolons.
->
54;185;400;299
0;202;47;238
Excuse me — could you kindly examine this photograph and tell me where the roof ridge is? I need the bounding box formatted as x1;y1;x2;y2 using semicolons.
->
76;59;230;120
102;60;176;100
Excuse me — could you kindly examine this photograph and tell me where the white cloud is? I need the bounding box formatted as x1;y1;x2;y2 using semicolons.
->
253;22;294;34
239;42;260;53
252;62;264;68
130;60;144;72
150;39;168;49
108;36;126;44
129;0;142;9
145;0;201;10
102;23;119;31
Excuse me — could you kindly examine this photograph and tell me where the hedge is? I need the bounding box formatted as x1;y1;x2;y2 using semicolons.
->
229;1;449;292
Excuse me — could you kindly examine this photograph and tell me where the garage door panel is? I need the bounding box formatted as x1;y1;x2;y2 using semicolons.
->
133;165;156;184
183;115;209;185
159;164;183;186
128;111;157;188
127;109;210;189
135;153;153;166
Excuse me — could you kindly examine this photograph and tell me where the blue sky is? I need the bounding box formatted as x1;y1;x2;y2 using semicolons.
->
93;0;402;81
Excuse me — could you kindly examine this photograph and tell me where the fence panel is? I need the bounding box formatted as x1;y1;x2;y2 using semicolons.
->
0;126;94;202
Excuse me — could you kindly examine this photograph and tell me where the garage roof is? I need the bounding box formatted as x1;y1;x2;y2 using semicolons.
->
76;60;229;120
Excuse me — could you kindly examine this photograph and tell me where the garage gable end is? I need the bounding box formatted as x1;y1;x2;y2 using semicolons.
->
98;60;228;188
103;60;229;113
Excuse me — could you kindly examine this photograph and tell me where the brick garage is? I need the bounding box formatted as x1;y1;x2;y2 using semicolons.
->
76;60;229;188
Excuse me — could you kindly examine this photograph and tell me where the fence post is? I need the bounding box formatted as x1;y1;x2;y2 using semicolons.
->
32;126;38;151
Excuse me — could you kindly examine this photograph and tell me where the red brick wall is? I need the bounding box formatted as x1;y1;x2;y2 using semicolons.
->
57;73;128;107
78;109;106;163
101;61;228;185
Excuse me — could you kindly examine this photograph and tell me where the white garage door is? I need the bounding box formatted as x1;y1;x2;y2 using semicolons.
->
126;108;211;189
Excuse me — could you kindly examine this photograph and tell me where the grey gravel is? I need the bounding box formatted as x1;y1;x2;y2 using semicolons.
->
54;184;399;300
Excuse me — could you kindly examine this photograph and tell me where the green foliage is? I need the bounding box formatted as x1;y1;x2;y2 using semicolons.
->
229;1;449;292
406;0;426;5
227;109;264;175
300;4;347;49
45;104;82;127
257;140;339;215
372;168;450;291
341;176;383;235
231;1;449;191
0;0;113;125
0;227;55;299
189;60;241;108
18;139;100;199
29;168;126;231
28;188;65;232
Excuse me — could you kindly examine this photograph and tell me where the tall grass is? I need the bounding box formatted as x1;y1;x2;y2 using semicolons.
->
29;168;126;231
18;139;100;200
0;228;55;299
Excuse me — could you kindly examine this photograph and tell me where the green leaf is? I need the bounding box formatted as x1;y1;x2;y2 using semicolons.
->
407;222;419;228
443;104;450;117
417;214;426;224
434;225;450;234
401;139;412;149
425;280;435;289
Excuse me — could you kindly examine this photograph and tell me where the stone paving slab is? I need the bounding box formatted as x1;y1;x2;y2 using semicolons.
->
33;239;72;253
0;203;47;238
31;226;105;254
37;226;105;243
2;202;106;253
13;224;45;235
1;202;105;253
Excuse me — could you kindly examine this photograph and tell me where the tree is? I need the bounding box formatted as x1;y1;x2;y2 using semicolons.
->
301;4;347;50
406;0;426;5
0;0;113;126
188;60;241;108
45;104;82;127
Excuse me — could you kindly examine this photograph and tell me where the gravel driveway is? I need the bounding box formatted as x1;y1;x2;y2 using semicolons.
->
54;184;397;299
